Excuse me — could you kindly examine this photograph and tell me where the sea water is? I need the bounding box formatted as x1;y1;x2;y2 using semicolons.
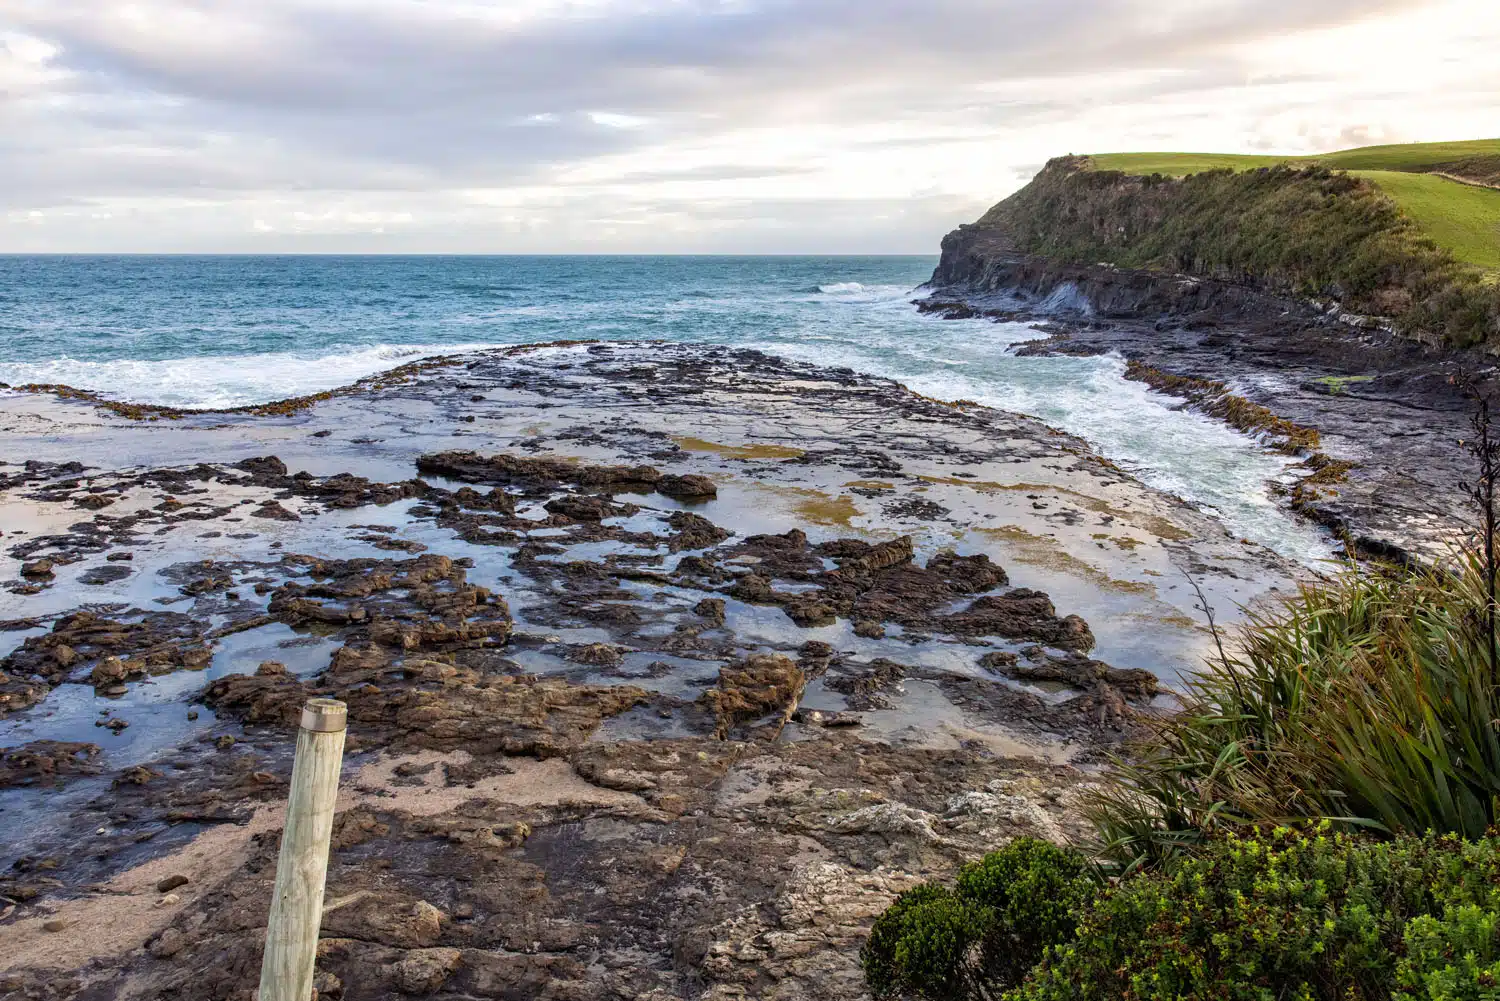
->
0;254;1332;563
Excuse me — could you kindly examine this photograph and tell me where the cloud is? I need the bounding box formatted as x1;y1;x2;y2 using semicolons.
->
0;0;1493;251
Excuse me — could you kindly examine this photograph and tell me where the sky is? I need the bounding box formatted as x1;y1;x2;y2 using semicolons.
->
1;0;1498;254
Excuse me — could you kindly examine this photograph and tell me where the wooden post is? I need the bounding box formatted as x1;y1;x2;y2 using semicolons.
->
258;698;348;1001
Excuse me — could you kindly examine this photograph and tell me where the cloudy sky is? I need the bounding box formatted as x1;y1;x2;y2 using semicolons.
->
2;0;1497;253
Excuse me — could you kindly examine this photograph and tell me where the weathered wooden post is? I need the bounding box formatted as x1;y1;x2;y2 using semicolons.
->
258;698;348;1001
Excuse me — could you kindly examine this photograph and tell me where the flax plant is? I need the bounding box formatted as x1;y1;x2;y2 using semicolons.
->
1090;548;1500;873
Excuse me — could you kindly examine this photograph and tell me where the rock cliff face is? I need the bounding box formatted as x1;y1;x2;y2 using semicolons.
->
931;158;1370;330
931;223;1335;328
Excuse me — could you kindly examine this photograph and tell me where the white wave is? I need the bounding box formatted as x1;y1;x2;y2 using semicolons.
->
0;342;505;410
817;282;871;294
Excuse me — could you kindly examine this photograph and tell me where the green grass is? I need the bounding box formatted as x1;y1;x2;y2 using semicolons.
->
1088;140;1500;272
1088;152;1288;175
1089;139;1500;177
1318;138;1500;171
1350;170;1500;272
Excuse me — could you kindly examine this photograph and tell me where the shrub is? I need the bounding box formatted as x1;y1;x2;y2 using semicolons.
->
863;883;993;1000
956;839;1095;986
862;838;1094;1000
1009;827;1500;1001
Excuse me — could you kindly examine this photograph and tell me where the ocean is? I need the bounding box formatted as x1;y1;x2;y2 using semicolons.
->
0;254;1330;563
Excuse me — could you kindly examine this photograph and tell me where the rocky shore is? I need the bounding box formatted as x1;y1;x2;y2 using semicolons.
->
924;226;1482;565
0;343;1295;1000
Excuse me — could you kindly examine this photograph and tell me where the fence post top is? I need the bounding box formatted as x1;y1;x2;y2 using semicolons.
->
300;698;348;733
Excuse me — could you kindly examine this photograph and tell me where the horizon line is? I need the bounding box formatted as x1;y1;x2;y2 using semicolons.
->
0;251;941;258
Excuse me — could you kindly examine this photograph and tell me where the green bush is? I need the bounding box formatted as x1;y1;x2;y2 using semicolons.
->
863;883;993;1000
862;838;1094;1000
1009;827;1500;1001
956;839;1095;986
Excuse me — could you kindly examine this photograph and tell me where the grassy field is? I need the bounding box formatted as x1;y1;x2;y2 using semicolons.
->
1089;141;1500;272
1350;170;1500;272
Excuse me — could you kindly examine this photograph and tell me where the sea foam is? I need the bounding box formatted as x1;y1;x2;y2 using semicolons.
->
0;342;504;409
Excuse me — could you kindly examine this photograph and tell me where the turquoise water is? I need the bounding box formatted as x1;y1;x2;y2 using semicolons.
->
0;254;1331;562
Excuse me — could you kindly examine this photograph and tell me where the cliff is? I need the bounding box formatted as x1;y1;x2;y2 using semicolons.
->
934;156;1500;348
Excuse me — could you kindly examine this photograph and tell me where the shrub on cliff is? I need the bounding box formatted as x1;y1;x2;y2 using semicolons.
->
862;838;1095;1000
1010;828;1500;1001
975;158;1500;348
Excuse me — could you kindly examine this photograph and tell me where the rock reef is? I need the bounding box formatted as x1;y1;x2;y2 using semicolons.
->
0;342;1294;999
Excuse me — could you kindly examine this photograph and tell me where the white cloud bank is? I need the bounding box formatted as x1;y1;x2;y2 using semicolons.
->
0;0;1496;252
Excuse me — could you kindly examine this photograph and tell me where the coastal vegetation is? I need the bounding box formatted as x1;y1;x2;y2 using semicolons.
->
974;140;1500;347
867;829;1500;1001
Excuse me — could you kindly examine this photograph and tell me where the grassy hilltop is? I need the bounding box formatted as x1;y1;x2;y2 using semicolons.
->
966;139;1500;347
1091;139;1500;272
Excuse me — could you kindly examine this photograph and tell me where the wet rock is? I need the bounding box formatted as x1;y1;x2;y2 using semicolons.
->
568;643;624;667
666;511;731;552
844;535;916;571
783;596;839;628
235;455;289;480
543;494;636;522
0;740;102;788
1000;648;1158;701
312;971;344;998
80;564;133;585
331;809;392;849
727;573;778;604
884;497;950;520
416;450;662;493
74;492;117;510
657;473;718;500
0;342;1204;998
90;657;131;685
692;598;726;626
853;619;885;639
978;650;1020;672
449;486;516;515
117;764;160;786
701;654;805;739
938;589;1096;651
389;947;463;995
824;658;907;710
251;500;301;522
19;559;54;578
106;551;134;561
790;708;861;728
